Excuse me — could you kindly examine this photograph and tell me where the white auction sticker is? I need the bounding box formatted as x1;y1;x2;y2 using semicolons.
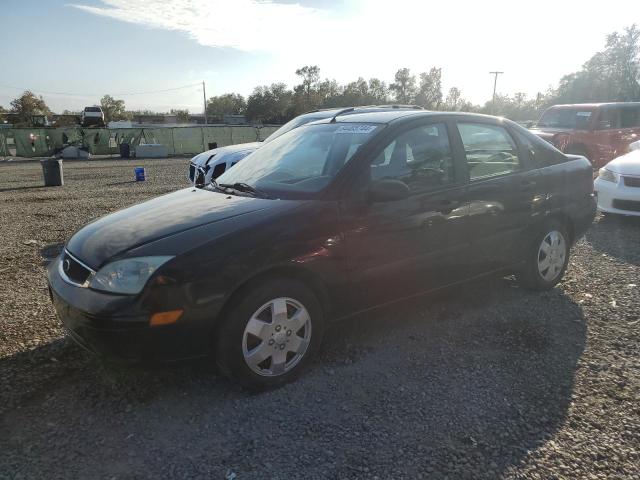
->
335;125;377;134
576;111;592;117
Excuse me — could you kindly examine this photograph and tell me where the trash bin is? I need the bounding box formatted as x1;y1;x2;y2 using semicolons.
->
119;143;131;158
40;159;64;187
134;167;146;181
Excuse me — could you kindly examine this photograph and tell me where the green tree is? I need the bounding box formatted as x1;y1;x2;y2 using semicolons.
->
390;68;417;104
0;105;6;123
246;83;293;123
444;87;462;110
170;108;190;122
553;24;640;103
368;78;389;103
416;68;443;109
100;95;130;123
295;66;321;102
206;93;246;122
9;91;51;126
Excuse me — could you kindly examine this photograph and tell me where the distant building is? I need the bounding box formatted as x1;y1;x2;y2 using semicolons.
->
131;113;179;125
223;114;247;125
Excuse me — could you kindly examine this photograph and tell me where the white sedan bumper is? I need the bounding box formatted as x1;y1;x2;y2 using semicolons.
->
594;175;640;216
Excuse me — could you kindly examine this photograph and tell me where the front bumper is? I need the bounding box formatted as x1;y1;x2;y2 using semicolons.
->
594;177;640;216
47;256;221;363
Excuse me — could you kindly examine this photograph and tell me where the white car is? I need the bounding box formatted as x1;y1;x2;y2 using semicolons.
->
188;105;422;186
81;106;105;127
594;149;640;216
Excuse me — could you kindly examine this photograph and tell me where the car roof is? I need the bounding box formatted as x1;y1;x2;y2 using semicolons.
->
298;105;424;121
308;110;506;126
547;102;640;110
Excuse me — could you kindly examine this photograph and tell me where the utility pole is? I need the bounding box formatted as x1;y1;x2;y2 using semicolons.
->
202;81;208;125
489;71;503;115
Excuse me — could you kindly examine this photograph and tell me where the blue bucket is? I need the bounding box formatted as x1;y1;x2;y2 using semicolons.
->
134;167;146;182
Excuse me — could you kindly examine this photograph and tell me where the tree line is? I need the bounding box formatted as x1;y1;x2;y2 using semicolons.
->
1;24;638;127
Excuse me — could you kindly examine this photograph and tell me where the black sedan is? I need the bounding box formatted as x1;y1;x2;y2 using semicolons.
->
48;110;596;389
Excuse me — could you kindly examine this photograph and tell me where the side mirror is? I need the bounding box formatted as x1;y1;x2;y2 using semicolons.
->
369;179;410;202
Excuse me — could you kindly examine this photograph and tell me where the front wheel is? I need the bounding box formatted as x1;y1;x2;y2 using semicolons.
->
517;222;570;290
215;278;324;390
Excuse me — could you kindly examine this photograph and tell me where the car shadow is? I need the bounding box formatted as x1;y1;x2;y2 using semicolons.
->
0;277;585;479
0;185;47;193
586;213;640;266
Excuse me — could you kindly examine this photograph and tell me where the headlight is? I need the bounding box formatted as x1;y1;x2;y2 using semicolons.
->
598;168;619;183
89;256;174;294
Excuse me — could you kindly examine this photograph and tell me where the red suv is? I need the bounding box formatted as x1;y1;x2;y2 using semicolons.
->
530;103;640;168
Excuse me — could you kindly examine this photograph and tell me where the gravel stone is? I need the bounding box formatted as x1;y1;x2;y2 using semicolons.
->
0;158;639;479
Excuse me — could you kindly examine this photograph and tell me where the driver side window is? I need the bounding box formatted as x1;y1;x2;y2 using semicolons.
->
371;123;455;191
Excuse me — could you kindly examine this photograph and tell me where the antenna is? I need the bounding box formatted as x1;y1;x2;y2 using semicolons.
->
329;107;355;123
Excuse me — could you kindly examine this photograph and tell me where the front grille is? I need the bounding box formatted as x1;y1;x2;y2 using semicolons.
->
623;176;640;188
60;250;92;285
612;199;640;212
188;163;196;182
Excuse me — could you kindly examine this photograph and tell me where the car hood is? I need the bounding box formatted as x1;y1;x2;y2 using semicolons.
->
605;150;640;175
191;142;261;167
66;187;282;269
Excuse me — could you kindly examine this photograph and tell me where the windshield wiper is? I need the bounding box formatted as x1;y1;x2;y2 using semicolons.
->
218;182;273;199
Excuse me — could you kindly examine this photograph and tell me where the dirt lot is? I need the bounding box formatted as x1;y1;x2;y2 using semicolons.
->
0;158;639;479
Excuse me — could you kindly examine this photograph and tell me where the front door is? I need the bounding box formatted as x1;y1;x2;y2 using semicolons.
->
341;121;470;312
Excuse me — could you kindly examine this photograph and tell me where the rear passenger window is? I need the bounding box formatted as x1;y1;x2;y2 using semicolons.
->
621;106;640;128
456;123;520;180
597;108;621;129
371;123;455;191
512;127;566;168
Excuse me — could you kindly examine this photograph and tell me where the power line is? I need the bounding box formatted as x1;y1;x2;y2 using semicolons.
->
0;82;203;97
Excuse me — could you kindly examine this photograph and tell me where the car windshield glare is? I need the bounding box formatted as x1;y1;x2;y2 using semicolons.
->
263;115;320;143
537;109;593;129
216;122;380;198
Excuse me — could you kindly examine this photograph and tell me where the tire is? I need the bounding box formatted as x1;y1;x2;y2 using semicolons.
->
215;277;324;390
516;221;570;290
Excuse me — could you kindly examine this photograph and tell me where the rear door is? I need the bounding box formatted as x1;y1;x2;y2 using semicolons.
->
342;120;470;311
618;105;640;153
453;121;539;274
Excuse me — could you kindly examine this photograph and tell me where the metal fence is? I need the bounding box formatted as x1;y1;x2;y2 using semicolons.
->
0;125;281;158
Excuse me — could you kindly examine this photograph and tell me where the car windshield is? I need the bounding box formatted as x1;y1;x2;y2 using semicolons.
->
262;114;325;143
537;108;594;129
216;122;380;198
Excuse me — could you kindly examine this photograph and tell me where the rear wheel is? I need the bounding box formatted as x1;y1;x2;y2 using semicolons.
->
517;221;570;290
215;278;324;390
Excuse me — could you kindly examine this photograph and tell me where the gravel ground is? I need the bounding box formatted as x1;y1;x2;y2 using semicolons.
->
0;158;639;479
